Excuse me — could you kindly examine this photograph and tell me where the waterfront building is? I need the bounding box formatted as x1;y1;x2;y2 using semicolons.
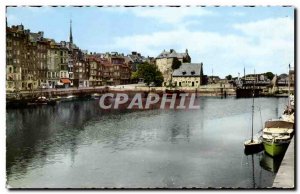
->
29;31;48;88
47;40;69;88
156;49;191;86
87;54;103;87
172;63;202;87
6;25;26;92
6;24;49;91
104;52;131;85
73;51;89;88
102;59;114;86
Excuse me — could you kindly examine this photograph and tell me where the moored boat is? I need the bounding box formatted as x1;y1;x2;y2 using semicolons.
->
262;120;294;157
244;138;263;155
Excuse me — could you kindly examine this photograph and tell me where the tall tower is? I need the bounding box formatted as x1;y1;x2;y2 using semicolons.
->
69;19;73;44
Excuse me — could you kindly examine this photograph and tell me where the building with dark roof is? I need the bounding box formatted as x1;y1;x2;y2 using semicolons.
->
172;63;203;87
126;51;146;72
156;49;191;86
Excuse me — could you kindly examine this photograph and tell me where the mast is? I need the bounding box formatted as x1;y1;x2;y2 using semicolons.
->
251;69;255;142
288;64;291;113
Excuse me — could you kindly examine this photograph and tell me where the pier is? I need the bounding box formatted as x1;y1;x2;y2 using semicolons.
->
272;137;295;188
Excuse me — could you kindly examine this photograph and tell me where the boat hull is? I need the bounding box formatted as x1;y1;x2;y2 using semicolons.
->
263;141;289;157
244;139;263;155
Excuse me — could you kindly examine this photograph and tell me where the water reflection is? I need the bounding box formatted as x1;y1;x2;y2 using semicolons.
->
6;97;288;188
260;152;284;173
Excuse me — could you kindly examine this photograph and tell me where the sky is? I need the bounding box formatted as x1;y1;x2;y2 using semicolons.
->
6;6;294;78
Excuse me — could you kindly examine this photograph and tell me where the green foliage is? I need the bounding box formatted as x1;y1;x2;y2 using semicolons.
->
131;71;139;80
264;72;274;80
133;62;164;86
225;74;232;80
171;58;182;70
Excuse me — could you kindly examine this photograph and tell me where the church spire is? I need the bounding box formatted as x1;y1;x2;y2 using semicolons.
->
69;19;73;44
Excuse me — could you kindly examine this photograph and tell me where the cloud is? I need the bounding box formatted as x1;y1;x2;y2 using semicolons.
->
233;17;293;41
130;7;215;25
109;17;294;77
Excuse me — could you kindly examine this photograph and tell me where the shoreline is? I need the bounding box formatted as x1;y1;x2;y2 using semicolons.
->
6;86;289;107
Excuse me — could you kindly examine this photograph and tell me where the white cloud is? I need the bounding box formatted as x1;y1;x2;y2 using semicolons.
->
233;17;293;41
130;7;214;25
109;17;293;77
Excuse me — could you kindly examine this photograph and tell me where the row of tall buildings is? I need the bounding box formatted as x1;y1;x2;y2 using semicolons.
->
6;22;154;91
6;22;207;91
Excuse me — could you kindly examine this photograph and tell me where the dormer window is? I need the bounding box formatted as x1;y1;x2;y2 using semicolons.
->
182;71;186;75
191;71;195;75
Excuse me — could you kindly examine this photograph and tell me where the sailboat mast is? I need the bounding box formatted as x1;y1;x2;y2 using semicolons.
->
288;64;291;113
251;69;255;142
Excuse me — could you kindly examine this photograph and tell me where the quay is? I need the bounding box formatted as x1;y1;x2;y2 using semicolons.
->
6;83;290;102
6;86;109;100
272;137;295;188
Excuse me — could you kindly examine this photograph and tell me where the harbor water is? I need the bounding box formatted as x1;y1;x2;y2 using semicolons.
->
6;97;288;188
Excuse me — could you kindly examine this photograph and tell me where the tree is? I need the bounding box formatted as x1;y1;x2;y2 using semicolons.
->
264;72;274;80
131;71;139;80
171;58;182;70
225;74;232;80
133;62;164;86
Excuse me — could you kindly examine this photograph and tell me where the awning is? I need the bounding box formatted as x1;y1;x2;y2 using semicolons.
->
60;78;71;84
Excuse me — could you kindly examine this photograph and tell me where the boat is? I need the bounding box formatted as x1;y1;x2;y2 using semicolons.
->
262;119;294;157
91;93;102;99
27;96;57;106
244;71;263;154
